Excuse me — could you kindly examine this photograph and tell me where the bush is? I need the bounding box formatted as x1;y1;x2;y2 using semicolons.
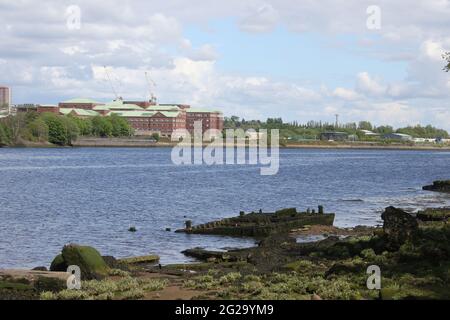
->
151;133;160;141
92;116;113;137
219;272;241;284
108;269;130;277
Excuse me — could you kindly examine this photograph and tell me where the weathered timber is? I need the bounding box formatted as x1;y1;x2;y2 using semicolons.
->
176;207;335;237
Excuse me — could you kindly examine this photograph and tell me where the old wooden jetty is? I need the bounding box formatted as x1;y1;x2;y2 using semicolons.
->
175;207;335;237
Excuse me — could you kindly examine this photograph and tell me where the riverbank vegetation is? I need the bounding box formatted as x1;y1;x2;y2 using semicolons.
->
0;112;133;146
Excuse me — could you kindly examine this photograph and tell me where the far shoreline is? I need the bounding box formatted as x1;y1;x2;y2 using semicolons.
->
2;138;450;151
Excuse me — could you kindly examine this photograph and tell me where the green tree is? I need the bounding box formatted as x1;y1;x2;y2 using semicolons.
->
109;114;132;137
0;122;11;146
71;117;93;136
28;117;49;142
4;113;27;143
61;116;80;144
397;124;448;138
92;116;113;137
41;113;68;145
358;121;373;131
374;125;394;134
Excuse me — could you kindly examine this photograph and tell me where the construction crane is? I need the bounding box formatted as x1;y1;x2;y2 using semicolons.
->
104;66;119;100
145;71;157;104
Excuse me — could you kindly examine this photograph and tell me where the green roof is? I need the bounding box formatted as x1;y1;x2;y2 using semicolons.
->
61;98;103;104
186;108;221;113
157;111;181;118
60;108;99;117
107;110;181;118
108;111;156;118
93;105;112;111
103;100;144;110
146;105;180;111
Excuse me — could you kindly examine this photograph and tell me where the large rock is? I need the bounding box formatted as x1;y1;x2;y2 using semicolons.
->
423;180;450;193
49;254;67;272
60;244;110;280
381;207;418;249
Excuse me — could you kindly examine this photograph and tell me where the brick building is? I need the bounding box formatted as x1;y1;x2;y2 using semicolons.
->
37;104;60;114
186;108;224;133
58;98;104;110
31;97;223;137
0;86;11;107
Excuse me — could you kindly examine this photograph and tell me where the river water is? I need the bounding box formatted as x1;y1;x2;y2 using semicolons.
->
0;147;449;268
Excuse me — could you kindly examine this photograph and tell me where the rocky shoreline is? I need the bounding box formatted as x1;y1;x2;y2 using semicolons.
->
1;181;449;300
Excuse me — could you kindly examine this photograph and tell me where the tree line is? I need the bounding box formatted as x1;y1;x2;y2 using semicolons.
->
224;116;449;139
0;112;133;146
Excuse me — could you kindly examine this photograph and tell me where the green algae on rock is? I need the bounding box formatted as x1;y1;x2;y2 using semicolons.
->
61;244;110;280
49;244;110;280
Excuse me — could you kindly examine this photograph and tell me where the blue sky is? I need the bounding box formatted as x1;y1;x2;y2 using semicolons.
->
0;0;449;129
185;20;408;86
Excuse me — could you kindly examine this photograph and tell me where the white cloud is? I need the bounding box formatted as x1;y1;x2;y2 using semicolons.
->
421;40;446;62
333;87;360;100
239;3;280;33
356;72;387;96
0;0;449;130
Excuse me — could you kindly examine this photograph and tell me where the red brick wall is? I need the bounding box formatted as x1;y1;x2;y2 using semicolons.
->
126;112;187;136
37;106;60;114
186;112;223;133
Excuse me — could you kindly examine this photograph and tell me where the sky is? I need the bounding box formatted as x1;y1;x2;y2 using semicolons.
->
0;0;449;129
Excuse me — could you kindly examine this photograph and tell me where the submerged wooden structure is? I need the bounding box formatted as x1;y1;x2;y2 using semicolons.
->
176;207;335;237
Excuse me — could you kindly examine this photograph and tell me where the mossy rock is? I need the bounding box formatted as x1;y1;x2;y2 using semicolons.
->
50;254;68;272
61;244;110;280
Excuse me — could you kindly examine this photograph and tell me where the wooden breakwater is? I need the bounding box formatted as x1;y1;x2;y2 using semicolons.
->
176;207;335;237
